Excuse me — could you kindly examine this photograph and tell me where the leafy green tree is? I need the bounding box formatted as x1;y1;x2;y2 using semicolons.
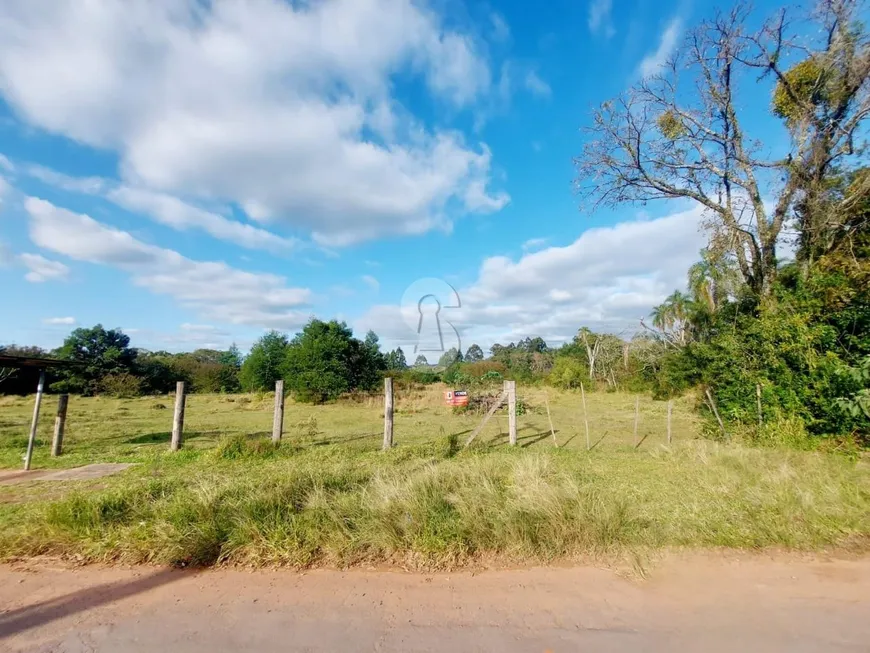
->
414;354;428;367
438;347;462;367
136;353;180;394
357;329;387;390
240;331;289;392
386;347;408;370
53;325;137;395
283;319;381;403
217;344;242;393
464;344;484;362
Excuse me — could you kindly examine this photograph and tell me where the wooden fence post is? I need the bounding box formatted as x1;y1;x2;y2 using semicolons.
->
383;377;394;451
667;399;673;445
170;381;186;452
580;382;590;451
272;379;285;443
51;394;69;457
23;370;46;471
633;396;640;448
544;393;557;447
506;380;517;446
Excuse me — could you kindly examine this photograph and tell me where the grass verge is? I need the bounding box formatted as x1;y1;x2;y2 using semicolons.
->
1;438;867;568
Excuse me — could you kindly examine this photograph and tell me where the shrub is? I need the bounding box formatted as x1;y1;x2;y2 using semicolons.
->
99;373;143;398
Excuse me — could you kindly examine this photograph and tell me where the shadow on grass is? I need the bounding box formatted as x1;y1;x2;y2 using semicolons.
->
635;432;652;450
312;432;379;446
520;431;559;448
0;568;196;638
125;430;221;445
559;433;579;449
588;432;610;451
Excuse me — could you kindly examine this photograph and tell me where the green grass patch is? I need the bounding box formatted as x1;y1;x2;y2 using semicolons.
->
1;389;867;568
1;441;867;568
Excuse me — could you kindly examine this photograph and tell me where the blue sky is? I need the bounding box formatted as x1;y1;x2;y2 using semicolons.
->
0;0;789;355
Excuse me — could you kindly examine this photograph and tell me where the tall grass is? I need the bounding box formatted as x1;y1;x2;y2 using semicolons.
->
1;439;867;568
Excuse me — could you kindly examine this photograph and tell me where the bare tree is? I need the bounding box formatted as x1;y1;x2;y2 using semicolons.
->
575;0;870;296
579;328;602;380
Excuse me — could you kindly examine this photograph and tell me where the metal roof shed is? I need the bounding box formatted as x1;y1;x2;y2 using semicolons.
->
0;355;81;470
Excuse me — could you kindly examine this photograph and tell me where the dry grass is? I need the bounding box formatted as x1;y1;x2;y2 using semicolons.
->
0;386;867;568
0;385;700;469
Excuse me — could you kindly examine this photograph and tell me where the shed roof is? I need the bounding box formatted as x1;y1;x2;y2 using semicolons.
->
0;354;80;369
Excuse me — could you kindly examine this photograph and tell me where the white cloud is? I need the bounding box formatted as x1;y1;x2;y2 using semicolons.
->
107;186;298;254
0;0;508;246
26;164;107;194
524;70;552;98
180;323;221;333
639;18;682;78
43;316;75;326
0;174;8;201
522;237;549;252
588;0;615;38
19;252;70;282
19;163;298;253
362;274;380;292
490;13;510;43
121;325;242;353
25;197;312;329
0;154;12;171
356;206;707;349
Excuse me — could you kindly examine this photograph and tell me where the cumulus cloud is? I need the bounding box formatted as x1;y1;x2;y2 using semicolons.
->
108;186;299;254
43;316;75;325
19;163;298;253
639;18;682;78
356;206;707;349
19;252;70;282
25;197;312;329
0;0;508;246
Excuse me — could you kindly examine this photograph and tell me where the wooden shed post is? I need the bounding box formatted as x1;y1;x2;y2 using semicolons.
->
23;370;46;471
51;394;69;457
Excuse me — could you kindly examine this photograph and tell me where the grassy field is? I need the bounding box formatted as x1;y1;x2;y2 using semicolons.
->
0;384;702;469
0;385;868;568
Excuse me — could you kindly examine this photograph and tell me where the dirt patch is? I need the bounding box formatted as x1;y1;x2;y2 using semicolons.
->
0;554;868;652
0;463;135;486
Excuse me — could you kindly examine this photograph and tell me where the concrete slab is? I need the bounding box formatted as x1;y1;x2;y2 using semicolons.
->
0;463;135;485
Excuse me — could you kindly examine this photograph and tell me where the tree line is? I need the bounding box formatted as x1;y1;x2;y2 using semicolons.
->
2;0;868;438
0;320;411;403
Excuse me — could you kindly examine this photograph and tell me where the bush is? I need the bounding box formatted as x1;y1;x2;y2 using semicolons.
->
213;434;280;460
99;373;143;398
549;357;588;390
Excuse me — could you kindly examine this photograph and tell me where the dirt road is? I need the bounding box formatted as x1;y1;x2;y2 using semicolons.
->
1;554;868;652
